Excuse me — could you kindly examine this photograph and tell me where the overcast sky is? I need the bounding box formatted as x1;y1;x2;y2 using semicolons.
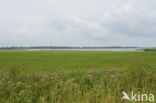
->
0;0;156;47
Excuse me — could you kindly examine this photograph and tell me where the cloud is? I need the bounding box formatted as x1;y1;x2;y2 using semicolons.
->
0;0;156;47
100;3;156;37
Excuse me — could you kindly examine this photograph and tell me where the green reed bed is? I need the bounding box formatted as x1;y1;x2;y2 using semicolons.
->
0;63;156;103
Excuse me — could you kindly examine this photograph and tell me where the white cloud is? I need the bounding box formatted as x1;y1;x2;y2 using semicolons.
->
0;0;156;47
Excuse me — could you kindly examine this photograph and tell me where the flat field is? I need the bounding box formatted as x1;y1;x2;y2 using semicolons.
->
0;51;156;103
0;51;156;74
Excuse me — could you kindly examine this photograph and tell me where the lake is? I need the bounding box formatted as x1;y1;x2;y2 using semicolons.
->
25;48;139;51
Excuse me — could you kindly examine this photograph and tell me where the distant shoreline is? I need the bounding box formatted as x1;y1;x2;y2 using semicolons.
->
0;47;141;51
0;46;153;51
0;46;139;49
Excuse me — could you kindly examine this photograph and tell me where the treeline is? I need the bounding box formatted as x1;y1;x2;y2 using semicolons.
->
0;46;138;50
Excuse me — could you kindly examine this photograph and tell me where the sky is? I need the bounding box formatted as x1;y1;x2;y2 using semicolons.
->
0;0;156;47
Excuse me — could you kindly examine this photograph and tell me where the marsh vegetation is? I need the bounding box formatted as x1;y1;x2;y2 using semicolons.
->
0;51;156;103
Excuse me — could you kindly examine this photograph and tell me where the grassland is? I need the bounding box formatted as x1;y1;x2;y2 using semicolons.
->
0;51;156;103
0;51;156;74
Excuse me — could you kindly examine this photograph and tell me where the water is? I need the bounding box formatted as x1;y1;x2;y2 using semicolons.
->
25;48;138;51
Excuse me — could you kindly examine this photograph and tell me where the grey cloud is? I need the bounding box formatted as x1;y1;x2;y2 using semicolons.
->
0;0;156;47
99;3;156;37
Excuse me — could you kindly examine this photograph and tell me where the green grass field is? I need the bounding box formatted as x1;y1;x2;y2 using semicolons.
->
0;51;156;75
0;51;156;103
